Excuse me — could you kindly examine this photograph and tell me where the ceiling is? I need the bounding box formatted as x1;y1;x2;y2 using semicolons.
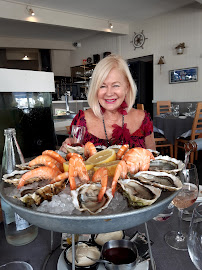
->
0;0;200;43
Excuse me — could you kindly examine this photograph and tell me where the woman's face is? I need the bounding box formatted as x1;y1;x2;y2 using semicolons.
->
97;68;129;112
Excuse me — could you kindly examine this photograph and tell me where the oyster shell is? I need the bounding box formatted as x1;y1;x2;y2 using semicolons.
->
19;180;66;206
134;171;182;191
71;183;113;215
65;145;84;155
118;179;161;208
147;149;160;157
107;145;122;153
149;155;185;174
2;170;29;186
16;162;41;170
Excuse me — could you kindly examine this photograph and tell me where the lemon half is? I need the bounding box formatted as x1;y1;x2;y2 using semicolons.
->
86;149;116;165
94;160;120;176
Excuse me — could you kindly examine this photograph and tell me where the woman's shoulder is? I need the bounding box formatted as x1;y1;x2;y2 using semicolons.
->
127;108;145;120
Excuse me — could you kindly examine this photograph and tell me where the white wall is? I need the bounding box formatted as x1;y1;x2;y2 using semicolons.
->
70;5;202;103
51;50;71;76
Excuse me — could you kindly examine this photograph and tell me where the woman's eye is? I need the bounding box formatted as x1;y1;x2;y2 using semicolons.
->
100;85;106;88
113;84;120;87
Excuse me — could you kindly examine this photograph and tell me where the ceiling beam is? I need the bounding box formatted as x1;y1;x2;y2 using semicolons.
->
0;0;129;35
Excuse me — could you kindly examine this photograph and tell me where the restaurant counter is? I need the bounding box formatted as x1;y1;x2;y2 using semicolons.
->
0;208;196;270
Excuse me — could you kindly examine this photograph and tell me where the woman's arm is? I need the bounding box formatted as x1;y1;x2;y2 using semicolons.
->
145;132;156;150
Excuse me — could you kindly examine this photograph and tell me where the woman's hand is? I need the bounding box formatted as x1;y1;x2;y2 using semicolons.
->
59;138;72;153
145;132;156;150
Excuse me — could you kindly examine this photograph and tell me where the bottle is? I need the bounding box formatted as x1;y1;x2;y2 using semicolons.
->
1;128;38;246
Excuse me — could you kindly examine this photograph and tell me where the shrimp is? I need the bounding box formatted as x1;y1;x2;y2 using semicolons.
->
17;166;61;189
68;156;89;190
29;155;63;173
111;160;127;196
66;153;84;161
122;147;155;174
92;167;108;202
50;172;69;184
84;142;97;158
42;150;66;164
116;144;129;160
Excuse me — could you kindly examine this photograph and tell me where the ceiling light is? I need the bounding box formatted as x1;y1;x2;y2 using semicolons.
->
26;6;35;16
22;55;29;60
109;22;113;29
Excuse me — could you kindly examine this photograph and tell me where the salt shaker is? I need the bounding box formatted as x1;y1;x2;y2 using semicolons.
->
1;128;38;246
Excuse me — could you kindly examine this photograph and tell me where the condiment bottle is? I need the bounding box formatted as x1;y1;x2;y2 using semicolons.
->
1;128;38;246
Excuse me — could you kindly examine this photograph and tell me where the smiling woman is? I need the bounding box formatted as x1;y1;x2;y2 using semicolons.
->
59;54;156;152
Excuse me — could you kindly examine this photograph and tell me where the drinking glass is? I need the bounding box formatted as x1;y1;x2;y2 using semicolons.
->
164;163;199;250
187;103;193;115
187;202;202;270
0;261;33;270
173;104;179;117
70;125;86;146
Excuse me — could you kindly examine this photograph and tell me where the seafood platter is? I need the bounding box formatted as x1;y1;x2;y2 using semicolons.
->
0;143;185;234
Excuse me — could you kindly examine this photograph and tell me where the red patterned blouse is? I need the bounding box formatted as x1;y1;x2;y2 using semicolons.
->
69;110;153;148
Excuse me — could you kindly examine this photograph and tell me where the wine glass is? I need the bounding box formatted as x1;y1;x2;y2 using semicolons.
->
70;125;86;147
187;202;202;270
187;103;193;115
173;104;180;117
164;163;199;250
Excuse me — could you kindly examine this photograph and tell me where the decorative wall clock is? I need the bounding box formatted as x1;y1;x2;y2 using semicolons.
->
131;30;148;50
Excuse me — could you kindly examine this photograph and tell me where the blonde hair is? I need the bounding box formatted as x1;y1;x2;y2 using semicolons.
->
87;54;137;118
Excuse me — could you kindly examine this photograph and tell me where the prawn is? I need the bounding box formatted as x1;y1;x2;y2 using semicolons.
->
42;150;66;164
92;167;108;202
66;153;83;161
122;147;155;174
116;144;129;160
84;142;97;158
68;156;89;190
29;155;63;173
17;166;61;189
50;172;69;184
111;160;127;196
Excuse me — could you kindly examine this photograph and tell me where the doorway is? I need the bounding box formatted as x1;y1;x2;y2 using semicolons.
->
128;55;153;117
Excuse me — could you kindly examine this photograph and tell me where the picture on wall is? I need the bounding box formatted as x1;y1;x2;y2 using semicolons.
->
169;67;198;84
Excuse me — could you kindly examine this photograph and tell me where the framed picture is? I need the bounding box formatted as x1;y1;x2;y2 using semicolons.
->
169;67;198;84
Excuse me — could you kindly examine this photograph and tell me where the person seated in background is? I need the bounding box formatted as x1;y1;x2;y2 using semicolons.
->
60;54;155;153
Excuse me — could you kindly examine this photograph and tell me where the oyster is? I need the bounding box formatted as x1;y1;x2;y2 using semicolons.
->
147;149;160;157
149;155;185;174
71;183;113;215
107;145;122;153
118;179;161;208
16;162;40;170
18;180;66;206
2;170;29;186
134;171;182;191
65;145;84;155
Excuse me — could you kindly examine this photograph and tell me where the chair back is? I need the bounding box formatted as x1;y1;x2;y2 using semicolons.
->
157;101;171;115
191;102;202;140
137;104;144;110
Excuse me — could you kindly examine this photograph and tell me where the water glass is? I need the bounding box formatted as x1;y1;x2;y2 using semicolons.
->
188;202;202;270
0;261;33;270
70;125;86;146
173;105;179;117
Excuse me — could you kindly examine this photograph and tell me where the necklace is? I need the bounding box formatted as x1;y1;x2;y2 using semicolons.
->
102;114;125;147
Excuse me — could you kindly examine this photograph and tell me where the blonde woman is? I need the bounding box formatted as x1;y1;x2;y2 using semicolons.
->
60;54;155;152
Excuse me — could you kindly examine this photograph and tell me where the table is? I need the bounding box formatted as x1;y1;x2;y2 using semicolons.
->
0;209;196;270
153;115;193;144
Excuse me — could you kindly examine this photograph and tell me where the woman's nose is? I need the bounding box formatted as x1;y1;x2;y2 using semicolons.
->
105;86;113;95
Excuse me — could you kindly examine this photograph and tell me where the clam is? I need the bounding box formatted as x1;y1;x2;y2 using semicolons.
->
134;171;182;191
71;183;113;215
149;155;185;174
118;179;161;208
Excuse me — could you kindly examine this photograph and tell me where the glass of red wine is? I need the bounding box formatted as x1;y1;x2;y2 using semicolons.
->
164;163;199;250
70;125;86;147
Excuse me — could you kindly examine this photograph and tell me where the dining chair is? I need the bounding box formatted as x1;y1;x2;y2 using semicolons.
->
157;101;171;115
137;103;144;110
155;101;173;157
174;102;202;163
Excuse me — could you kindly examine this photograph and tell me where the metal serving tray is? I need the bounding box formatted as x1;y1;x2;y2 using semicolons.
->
0;181;178;234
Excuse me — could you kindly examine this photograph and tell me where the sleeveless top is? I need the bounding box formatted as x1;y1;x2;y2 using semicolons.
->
69;110;153;148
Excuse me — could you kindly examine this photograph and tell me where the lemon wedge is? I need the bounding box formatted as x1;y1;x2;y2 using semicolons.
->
63;161;94;172
86;149;116;165
94;160;120;176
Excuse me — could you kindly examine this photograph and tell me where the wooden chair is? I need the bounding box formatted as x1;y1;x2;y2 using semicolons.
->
155;100;173;157
137;103;144;110
174;102;202;163
157;101;171;115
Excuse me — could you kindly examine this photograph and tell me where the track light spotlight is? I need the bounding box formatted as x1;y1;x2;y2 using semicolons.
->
109;22;113;29
26;6;35;16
